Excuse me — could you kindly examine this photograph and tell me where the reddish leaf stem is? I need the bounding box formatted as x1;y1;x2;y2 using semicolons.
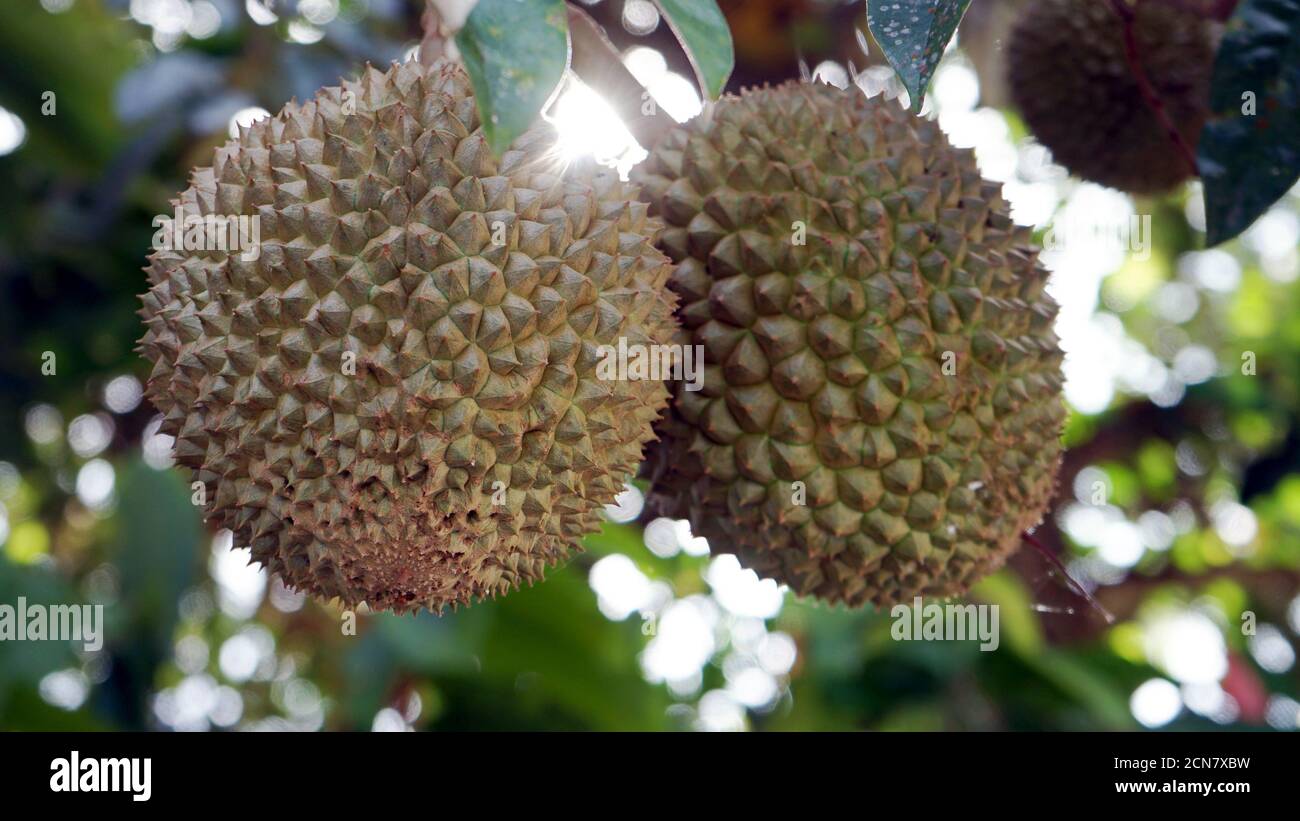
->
1021;530;1116;625
1107;0;1201;180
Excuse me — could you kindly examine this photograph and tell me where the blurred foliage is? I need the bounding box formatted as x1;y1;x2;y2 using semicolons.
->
0;0;1297;732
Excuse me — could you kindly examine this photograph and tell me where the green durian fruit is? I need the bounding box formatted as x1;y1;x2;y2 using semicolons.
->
138;59;677;613
1007;0;1215;195
635;81;1065;607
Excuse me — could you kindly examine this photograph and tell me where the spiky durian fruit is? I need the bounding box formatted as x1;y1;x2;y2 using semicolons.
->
138;60;677;613
635;81;1065;607
1007;0;1214;194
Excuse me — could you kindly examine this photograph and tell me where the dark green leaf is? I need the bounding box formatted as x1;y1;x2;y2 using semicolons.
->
373;607;490;676
0;1;135;169
1023;651;1136;730
867;0;971;113
456;0;569;155
0;558;81;713
1200;0;1300;245
653;0;734;99
480;565;670;730
109;459;202;654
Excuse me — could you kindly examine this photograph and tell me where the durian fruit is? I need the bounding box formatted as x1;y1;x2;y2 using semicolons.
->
138;59;677;613
635;81;1065;607
1006;0;1214;195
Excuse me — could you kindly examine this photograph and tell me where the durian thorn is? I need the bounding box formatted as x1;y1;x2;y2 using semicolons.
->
1106;0;1201;179
1020;529;1115;625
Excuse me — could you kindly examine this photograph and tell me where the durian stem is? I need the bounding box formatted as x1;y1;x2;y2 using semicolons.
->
418;0;452;67
1107;0;1202;180
1020;530;1116;625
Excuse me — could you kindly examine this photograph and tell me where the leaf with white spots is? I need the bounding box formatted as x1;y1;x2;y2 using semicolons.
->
867;0;971;113
1200;0;1300;246
456;0;569;155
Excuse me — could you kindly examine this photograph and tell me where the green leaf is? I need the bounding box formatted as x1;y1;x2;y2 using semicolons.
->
1023;650;1136;730
653;0;734;99
971;571;1043;657
109;459;202;655
1200;0;1300;246
867;0;971;113
0;558;81;712
581;522;645;558
373;607;490;676
480;565;670;730
456;0;569;155
0;0;135;170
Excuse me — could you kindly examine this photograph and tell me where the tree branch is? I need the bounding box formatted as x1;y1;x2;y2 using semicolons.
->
1093;564;1300;627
